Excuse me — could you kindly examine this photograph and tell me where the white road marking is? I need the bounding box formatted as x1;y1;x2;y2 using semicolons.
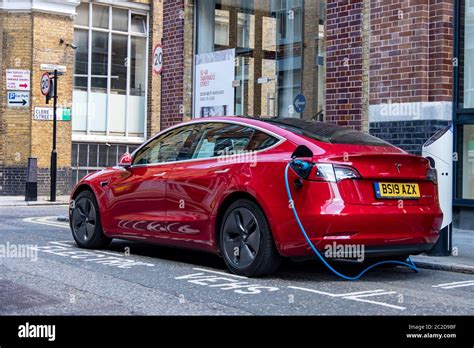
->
192;267;247;279
24;216;68;229
287;286;386;298
288;286;406;310
433;280;474;289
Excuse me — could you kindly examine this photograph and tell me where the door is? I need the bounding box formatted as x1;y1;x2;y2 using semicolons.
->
165;122;260;249
105;125;197;240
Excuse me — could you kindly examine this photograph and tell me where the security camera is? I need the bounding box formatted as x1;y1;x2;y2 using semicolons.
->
59;38;78;50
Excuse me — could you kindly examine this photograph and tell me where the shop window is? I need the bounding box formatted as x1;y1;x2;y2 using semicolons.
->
195;0;325;120
73;3;148;140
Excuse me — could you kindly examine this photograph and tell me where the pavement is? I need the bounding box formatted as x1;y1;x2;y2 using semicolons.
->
0;205;473;315
0;195;70;207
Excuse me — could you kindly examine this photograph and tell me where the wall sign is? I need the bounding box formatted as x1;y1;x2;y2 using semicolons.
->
153;44;163;75
194;49;235;118
34;107;71;121
6;69;30;91
7;91;30;107
40;72;51;96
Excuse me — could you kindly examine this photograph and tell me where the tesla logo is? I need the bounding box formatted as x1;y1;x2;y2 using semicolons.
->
395;163;402;173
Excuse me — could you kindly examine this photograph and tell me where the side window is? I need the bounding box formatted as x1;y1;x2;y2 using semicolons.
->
133;125;196;165
192;123;255;159
247;130;280;151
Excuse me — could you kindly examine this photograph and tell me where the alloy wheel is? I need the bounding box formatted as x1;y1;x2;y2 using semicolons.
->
72;197;97;242
222;207;261;269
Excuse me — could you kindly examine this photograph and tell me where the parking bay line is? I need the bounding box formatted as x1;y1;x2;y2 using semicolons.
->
432;280;474;289
24;216;69;229
288;286;406;310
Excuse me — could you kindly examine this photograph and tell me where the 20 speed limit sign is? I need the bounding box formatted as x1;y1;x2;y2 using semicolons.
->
40;72;51;96
153;44;163;75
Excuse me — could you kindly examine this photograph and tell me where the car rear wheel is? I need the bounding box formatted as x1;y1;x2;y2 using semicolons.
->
71;190;111;249
220;199;281;277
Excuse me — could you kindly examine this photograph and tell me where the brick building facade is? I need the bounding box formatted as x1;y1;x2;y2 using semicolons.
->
0;0;467;222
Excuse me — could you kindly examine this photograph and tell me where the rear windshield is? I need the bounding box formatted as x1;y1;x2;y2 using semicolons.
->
262;118;392;147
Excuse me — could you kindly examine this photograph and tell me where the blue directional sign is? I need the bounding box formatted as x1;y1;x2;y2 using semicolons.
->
7;91;30;108
294;94;307;114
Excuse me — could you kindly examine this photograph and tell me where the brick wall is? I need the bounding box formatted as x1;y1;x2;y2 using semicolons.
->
369;0;453;105
161;0;186;130
428;0;454;102
325;0;364;130
0;10;75;196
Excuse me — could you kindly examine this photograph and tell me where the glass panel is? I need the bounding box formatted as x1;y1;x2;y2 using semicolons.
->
73;29;88;90
458;125;474;199
93;5;109;29
131;13;146;34
215;10;229;47
461;2;474;108
112;8;128;31
195;0;325;120
72;90;87;132
192;123;254;159
133;126;195;165
111;34;128;94
130;37;146;96
75;3;89;26
91;31;108;91
129;36;147;137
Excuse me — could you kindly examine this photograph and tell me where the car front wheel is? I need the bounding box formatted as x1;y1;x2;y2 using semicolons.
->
71;190;111;249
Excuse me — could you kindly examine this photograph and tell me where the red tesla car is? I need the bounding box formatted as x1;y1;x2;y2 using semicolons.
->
69;117;442;277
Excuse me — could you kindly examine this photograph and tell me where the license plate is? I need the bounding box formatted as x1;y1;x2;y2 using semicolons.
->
374;182;420;199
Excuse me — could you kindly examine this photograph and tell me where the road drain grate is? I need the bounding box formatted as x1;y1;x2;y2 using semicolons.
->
0;279;60;313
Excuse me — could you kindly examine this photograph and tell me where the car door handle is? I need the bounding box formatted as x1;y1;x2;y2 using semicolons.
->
214;168;230;174
153;172;167;177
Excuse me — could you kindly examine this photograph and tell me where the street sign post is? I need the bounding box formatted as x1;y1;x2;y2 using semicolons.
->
7;91;30;107
294;94;307;114
46;70;59;202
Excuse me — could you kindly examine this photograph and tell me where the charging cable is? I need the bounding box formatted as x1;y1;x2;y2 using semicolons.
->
285;161;419;281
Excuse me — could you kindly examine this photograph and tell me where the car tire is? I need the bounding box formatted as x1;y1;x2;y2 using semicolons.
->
70;190;111;249
220;199;282;277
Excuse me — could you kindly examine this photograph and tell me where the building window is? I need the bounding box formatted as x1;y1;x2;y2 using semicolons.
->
73;2;148;141
194;0;325;120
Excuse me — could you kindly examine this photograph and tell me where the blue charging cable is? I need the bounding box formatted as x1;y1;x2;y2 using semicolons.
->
285;161;419;281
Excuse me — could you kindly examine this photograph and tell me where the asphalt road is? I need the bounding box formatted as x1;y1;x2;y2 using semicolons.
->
1;206;473;315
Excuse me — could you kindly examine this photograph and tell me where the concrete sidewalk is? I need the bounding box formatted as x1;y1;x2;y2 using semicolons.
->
0;195;70;207
413;228;474;275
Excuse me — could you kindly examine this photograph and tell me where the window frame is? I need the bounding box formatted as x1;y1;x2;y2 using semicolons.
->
73;1;149;144
130;120;286;167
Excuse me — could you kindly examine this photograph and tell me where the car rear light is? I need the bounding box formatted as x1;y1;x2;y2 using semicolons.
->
314;164;360;182
426;168;438;184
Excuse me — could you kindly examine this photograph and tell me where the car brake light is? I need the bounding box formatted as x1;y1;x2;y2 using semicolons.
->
314;164;360;182
426;168;438;184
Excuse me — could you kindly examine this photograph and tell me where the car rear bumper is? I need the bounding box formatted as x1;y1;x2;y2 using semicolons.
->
275;204;442;257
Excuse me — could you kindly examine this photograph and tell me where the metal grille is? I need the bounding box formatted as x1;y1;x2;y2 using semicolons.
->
71;143;139;185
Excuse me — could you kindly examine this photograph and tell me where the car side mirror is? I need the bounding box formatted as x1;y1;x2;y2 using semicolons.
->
292;145;313;159
118;153;132;168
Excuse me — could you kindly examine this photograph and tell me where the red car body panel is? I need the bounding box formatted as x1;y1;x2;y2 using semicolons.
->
71;117;442;258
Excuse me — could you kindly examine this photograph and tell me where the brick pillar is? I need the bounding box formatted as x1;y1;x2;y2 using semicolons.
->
325;0;364;130
368;0;454;155
161;0;186;130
